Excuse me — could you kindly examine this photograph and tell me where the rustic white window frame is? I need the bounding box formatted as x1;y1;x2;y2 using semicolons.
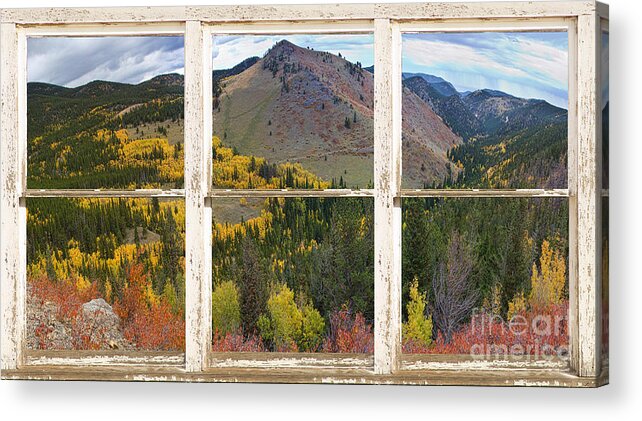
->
0;1;608;386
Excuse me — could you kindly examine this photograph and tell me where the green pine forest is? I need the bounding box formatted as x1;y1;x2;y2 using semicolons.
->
26;41;569;355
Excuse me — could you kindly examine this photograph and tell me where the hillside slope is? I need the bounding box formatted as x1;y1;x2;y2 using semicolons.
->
213;40;461;188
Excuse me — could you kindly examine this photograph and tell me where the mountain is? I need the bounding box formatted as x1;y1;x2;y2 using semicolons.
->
402;75;568;188
403;76;481;141
402;72;459;97
212;40;461;188
462;89;567;135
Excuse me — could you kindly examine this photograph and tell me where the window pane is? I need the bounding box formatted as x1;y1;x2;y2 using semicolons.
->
27;198;185;351
402;197;568;359
212;35;374;190
27;36;185;189
212;197;374;353
401;32;568;189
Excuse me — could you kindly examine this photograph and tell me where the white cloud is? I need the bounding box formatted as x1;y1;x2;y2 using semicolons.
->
402;33;569;108
28;36;184;87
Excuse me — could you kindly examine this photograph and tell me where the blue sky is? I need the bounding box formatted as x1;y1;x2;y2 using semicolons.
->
403;32;569;108
212;34;374;70
27;36;184;87
27;33;570;109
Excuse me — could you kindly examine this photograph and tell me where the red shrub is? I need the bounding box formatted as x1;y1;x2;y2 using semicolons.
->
404;302;569;358
323;306;374;353
113;264;185;351
211;329;266;352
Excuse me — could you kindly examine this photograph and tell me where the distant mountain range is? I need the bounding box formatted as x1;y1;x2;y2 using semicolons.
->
28;39;568;189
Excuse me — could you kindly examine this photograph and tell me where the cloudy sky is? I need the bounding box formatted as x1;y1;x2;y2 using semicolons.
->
28;32;570;108
212;34;374;70
27;36;184;87
403;32;569;108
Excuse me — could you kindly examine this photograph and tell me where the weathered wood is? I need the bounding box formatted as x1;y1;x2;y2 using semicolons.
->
567;18;580;374
401;354;568;371
0;2;607;386
377;1;596;20
1;22;25;371
210;352;372;369
0;2;597;24
399;16;572;32
184;21;212;373
401;189;569;198
596;1;609;20
207;20;373;34
373;18;402;375
24;350;184;366
25;189;186;198
209;189;374;198
23;22;184;36
1;364;603;387
576;11;601;378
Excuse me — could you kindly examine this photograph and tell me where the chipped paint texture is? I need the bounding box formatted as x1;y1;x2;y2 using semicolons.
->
567;18;580;374
1;22;24;371
576;12;601;378
184;21;213;372
0;3;598;24
0;2;609;386
373;18;402;375
211;355;371;369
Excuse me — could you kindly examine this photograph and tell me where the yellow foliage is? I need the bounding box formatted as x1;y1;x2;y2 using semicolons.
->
529;239;566;308
402;278;433;347
75;274;91;292
104;280;113;303
507;291;527;320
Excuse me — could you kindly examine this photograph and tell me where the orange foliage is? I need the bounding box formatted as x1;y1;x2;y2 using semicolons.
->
113;264;184;351
322;306;374;353
404;302;569;357
211;329;266;352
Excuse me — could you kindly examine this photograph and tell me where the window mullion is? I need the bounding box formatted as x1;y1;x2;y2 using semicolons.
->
184;20;212;372
373;18;402;375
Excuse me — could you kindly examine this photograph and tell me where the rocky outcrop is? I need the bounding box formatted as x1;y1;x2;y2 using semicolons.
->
27;289;134;350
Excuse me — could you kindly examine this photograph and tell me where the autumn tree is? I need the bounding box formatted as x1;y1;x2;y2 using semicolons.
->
528;239;566;309
212;280;241;336
431;232;478;343
403;278;433;347
257;283;325;352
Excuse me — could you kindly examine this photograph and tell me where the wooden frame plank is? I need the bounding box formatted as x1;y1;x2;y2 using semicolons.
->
24;350;185;367
23;22;184;36
399;17;572;32
25;189;186;198
184;20;212;373
400;189;569;198
0;2;606;385
209;352;372;369
373;18;402;375
209;189;374;198
576;11;601;378
1;22;25;371
567;16;580;374
206;20;373;34
1;2;597;24
598;13;609;382
1;364;603;387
